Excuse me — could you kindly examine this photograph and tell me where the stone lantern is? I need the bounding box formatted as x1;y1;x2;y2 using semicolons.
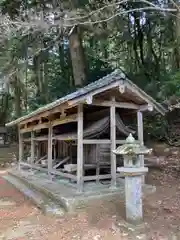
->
113;134;152;224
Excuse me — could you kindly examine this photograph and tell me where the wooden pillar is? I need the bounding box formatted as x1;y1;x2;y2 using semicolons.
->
36;142;39;162
30;131;35;164
48;124;53;179
110;97;116;188
18;127;23;170
77;104;84;192
53;140;56;162
137;111;145;183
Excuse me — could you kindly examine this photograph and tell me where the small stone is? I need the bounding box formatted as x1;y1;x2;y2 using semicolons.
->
93;235;100;240
164;148;170;153
128;227;135;232
136;234;146;239
122;232;128;236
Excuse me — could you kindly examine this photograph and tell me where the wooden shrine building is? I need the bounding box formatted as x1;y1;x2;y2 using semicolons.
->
6;70;166;192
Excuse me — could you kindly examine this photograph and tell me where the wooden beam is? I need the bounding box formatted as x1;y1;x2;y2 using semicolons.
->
19;162;77;180
20;162;48;173
51;169;77;180
139;104;153;112
137;111;145;183
20;114;78;133
83;139;111;144
20;122;50;133
83;174;111;181
52;114;77;127
77;104;84;192
68;81;120;106
86;100;139;109
110;97;117;188
19;104;68;125
30;131;35;165
48;124;53;179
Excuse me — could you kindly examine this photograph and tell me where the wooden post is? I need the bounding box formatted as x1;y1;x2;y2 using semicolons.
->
77;104;84;192
110;97;116;188
36;142;39;162
31;131;35;165
18;127;23;171
48;124;53;179
53;140;56;162
137;111;145;183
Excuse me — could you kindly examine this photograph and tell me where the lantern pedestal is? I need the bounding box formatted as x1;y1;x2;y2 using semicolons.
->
117;167;148;224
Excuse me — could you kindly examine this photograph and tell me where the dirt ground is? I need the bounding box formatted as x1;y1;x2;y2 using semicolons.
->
1;150;180;240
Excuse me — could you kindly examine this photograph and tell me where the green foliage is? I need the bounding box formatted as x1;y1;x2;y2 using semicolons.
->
0;0;179;142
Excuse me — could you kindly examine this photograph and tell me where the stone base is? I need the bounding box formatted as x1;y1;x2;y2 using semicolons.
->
4;168;156;214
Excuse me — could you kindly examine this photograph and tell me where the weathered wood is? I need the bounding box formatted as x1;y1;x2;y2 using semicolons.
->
53;156;70;169
35;154;47;165
48;124;53;178
110;97;117;188
50;169;77;180
96;145;100;183
137;111;144;183
20;162;48;173
30;131;35;165
83;174;111;181
20;162;77;180
20;122;50;133
83;139;111;144
139;104;153;112
20;114;78;133
52;114;77;127
68;81;120;106
77;104;84;192
18;128;23;171
89;100;139;109
19;103;69;125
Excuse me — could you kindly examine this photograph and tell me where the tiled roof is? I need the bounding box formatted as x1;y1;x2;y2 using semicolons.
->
6;69;167;127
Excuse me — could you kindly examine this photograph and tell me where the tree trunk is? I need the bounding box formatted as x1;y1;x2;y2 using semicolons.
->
14;74;21;118
69;26;87;87
174;9;180;69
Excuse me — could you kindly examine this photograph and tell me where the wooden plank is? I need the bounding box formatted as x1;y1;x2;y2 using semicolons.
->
30;131;35;164
89;100;139;109
48;124;53;178
20;162;48;173
35;154;47;165
50;169;77;180
83;139;111;144
77;104;84;192
110;97;116;188
83;174;111;181
53;156;70;169
137;111;145;183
